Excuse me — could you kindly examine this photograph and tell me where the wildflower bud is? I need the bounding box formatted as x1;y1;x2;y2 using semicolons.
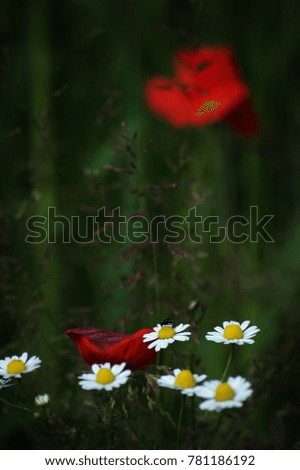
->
34;394;50;407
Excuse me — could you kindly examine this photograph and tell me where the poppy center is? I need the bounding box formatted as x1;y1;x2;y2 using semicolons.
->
7;360;26;375
215;383;235;401
223;324;243;340
195;100;221;116
96;368;115;385
158;326;175;339
175;370;196;389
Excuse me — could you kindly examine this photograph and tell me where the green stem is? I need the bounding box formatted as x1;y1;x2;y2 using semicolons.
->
17;378;30;403
152;243;160;317
206;413;224;449
221;345;234;382
28;0;61;361
205;345;235;448
108;395;116;449
125;416;149;449
176;395;184;449
0;393;32;413
170;345;186;369
119;389;149;449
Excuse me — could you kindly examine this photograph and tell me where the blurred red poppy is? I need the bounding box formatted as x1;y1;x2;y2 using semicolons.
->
145;46;259;136
66;327;157;371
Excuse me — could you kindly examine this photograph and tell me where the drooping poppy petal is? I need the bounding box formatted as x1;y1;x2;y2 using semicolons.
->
66;327;157;371
144;45;259;137
225;99;260;136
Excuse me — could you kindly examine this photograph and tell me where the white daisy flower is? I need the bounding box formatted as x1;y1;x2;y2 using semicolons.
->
0;353;42;379
0;378;12;389
143;322;191;352
78;362;131;392
35;394;50;407
197;376;253;412
205;321;260;345
157;368;207;396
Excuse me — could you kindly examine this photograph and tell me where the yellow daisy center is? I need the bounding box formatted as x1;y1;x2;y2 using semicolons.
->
215;383;235;401
96;368;115;385
223;324;243;340
158;326;176;339
195;100;221;116
7;360;26;375
175;370;196;389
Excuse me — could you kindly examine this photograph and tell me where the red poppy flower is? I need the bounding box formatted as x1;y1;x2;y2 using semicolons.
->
145;46;259;136
65;327;157;371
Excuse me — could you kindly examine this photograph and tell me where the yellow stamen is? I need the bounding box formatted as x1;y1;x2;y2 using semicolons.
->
7;360;26;375
175;370;196;389
96;368;115;385
158;326;176;339
215;383;235;401
223;324;243;340
195;100;221;116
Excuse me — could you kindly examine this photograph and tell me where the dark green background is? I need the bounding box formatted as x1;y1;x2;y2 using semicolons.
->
1;0;300;449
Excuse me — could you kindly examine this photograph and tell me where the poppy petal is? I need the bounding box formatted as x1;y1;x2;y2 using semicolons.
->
225;99;260;136
66;327;157;371
66;327;128;348
174;46;243;89
145;76;193;127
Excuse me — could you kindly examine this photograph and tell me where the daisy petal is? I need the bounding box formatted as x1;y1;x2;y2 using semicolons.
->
241;320;250;330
